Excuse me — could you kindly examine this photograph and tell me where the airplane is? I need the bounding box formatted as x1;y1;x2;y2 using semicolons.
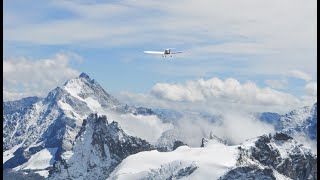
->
144;48;183;57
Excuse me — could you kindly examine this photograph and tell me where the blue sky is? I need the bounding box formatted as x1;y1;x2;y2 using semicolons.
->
3;0;317;112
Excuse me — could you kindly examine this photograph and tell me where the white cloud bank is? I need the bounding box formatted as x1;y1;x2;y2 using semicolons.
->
119;75;317;115
106;111;173;145
305;82;317;96
4;0;317;81
3;52;81;101
5;0;316;53
288;70;313;82
151;78;300;106
119;77;316;147
167;111;276;146
299;82;317;107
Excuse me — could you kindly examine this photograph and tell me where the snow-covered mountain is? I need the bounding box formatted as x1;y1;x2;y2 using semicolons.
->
110;132;317;180
4;73;120;165
3;96;43;115
279;103;317;140
49;114;154;179
258;102;317;140
3;72;317;179
3;73;162;178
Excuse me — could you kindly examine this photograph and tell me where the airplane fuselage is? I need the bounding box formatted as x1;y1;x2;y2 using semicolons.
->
164;49;171;54
144;48;182;58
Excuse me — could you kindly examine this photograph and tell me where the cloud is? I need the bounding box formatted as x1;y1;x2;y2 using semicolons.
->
187;42;278;56
160;111;276;146
210;112;275;144
106;111;173;144
265;79;288;89
3;52;81;101
301;82;318;106
290;133;317;154
115;91;277;146
305;82;317;96
117;77;315;147
4;0;317;81
119;91;171;109
4;0;316;50
117;76;316;146
118;79;308;116
3;91;42;102
51;0;131;19
151;83;204;102
287;70;312;81
150;77;299;106
118;90;277;146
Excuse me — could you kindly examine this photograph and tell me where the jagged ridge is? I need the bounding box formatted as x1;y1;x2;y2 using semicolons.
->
49;114;154;179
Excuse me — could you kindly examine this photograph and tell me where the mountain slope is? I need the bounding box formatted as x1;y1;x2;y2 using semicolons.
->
49;114;154;179
63;72;121;112
3;73;125;176
3;73;317;179
110;141;238;179
110;132;317;180
3;72;168;179
3;96;43;115
258;102;317;140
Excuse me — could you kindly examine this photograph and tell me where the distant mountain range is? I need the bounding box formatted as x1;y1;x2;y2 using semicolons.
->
3;73;317;179
258;102;317;140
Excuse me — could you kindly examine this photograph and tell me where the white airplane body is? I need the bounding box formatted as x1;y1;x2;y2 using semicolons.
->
144;48;183;57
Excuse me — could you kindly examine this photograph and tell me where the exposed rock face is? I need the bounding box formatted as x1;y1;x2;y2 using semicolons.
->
3;73;163;178
3;87;90;169
132;107;155;116
150;162;198;180
3;169;45;180
3;72;317;179
70;72;121;108
307;103;317;140
49;114;154;179
244;132;317;180
201;132;227;147
172;141;187;151
110;160;199;180
168;165;198;179
219;166;276;180
3;73;124;170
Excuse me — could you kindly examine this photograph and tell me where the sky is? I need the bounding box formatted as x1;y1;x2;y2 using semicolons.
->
3;0;317;113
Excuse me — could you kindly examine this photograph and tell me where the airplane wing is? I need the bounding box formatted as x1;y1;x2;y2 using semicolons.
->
171;51;183;54
144;51;164;55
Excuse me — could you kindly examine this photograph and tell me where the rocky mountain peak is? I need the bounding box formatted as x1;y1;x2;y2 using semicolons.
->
62;73;121;109
242;132;317;180
273;132;293;141
201;132;228;147
49;113;154;179
79;72;91;80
